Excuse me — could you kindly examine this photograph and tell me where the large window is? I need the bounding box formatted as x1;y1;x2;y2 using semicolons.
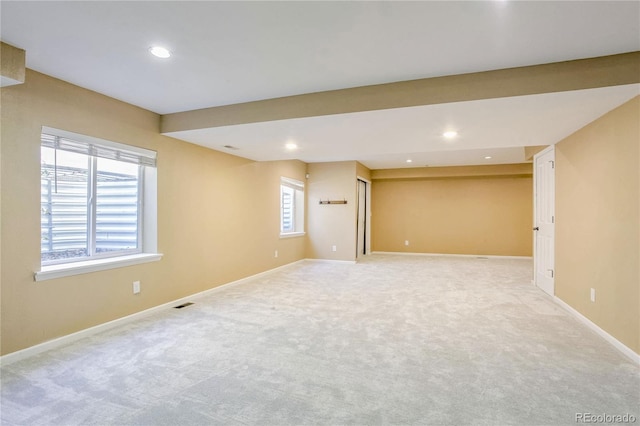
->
40;128;157;266
280;177;305;237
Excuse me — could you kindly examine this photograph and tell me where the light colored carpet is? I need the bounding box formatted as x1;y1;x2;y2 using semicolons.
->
1;254;638;425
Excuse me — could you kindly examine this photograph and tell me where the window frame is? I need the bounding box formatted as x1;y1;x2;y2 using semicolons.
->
42;154;146;266
280;176;305;238
36;127;161;281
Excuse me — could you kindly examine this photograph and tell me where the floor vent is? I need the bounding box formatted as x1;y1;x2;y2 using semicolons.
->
174;302;194;309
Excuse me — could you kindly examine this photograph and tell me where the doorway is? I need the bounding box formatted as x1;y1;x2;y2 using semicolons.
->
356;178;371;258
533;146;555;296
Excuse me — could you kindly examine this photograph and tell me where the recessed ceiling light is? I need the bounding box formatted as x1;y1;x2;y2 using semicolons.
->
406;159;412;163
443;131;458;139
485;156;492;159
149;46;171;58
285;142;298;150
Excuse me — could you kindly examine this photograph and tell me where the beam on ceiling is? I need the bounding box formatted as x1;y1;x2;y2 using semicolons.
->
371;163;533;181
161;51;640;134
1;42;26;87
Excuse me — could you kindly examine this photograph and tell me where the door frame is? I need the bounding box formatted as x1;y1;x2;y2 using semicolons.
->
532;145;555;295
356;176;372;258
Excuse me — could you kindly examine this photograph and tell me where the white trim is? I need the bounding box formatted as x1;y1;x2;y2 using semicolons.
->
305;258;357;265
34;253;163;282
280;176;304;189
280;177;305;235
142;166;158;253
356;176;372;258
371;251;532;260
554;296;640;365
279;231;306;239
4;259;306;365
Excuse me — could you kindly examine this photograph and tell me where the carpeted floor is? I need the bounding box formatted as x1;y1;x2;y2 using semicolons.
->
1;254;638;425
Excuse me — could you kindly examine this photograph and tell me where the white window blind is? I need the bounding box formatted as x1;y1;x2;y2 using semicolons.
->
41;127;157;167
281;186;295;233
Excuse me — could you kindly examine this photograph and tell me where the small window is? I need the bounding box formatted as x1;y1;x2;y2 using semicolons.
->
280;177;304;236
40;128;156;266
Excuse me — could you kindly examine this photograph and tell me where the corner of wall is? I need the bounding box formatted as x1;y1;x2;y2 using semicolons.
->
555;96;639;355
305;161;359;261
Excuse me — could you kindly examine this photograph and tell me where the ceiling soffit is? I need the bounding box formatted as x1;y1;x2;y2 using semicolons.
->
161;52;640;134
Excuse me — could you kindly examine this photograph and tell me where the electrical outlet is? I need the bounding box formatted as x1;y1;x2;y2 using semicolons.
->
133;281;141;295
405;240;409;246
332;245;337;252
274;250;278;258
590;288;595;302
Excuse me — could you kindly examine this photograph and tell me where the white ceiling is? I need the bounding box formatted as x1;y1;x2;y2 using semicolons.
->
2;1;639;169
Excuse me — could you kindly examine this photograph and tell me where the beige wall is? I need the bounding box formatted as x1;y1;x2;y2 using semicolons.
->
555;96;639;353
3;67;637;358
306;161;360;261
0;70;307;355
524;145;549;161
372;168;533;256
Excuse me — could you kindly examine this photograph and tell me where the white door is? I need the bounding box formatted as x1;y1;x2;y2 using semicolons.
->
534;146;555;296
357;179;367;258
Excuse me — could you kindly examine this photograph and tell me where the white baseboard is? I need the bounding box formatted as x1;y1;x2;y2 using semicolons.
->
305;258;357;265
13;256;634;370
371;251;532;260
0;259;306;366
554;296;640;365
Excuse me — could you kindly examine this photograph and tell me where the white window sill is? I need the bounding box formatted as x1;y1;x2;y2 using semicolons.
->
34;253;163;282
279;231;306;239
